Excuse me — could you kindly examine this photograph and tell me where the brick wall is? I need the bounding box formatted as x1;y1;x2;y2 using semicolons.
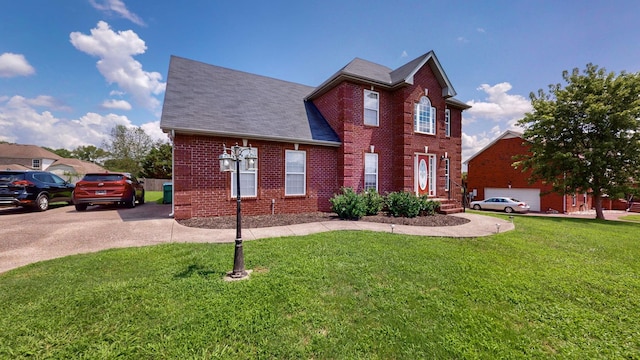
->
172;134;338;220
466;136;593;213
313;64;464;202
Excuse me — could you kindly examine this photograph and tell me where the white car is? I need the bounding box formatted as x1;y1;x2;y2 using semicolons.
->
470;197;530;213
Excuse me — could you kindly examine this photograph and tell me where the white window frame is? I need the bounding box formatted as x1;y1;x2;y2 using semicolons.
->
231;148;258;198
364;90;379;126
444;158;450;191
414;96;436;135
364;153;378;191
32;159;41;169
429;155;436;196
444;109;451;137
285;150;306;196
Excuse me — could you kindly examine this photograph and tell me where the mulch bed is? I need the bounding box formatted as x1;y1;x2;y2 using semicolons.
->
178;212;470;229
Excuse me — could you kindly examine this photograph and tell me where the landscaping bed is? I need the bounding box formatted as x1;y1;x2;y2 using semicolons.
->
178;211;470;229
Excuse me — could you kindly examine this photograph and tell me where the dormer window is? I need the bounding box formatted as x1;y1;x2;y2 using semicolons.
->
364;90;379;126
414;96;436;135
32;159;41;169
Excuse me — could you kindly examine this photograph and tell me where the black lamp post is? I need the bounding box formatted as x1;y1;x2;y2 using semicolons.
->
219;143;257;279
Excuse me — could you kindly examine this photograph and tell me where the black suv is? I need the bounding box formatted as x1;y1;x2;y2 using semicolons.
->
0;170;75;211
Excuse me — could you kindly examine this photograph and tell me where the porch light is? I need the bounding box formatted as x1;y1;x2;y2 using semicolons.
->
219;143;258;280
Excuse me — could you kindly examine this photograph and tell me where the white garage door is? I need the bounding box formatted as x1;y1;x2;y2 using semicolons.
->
484;188;541;212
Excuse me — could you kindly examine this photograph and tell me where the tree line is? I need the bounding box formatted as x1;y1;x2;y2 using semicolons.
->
45;125;172;179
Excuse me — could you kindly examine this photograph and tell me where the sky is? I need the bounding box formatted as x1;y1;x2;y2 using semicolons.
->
1;0;639;164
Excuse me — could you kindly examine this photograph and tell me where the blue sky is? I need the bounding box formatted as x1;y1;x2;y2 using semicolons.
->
1;0;639;163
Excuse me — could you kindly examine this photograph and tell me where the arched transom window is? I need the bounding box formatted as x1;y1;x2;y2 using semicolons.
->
414;96;436;135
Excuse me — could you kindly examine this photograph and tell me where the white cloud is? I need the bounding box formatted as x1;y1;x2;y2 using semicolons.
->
0;53;35;78
69;21;165;112
0;94;165;149
461;82;531;166
400;50;408;58
102;99;132;110
477;28;486;33
457;36;469;43
465;82;532;124
89;0;145;26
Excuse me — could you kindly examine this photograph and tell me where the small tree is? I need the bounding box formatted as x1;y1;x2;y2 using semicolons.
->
140;142;172;179
517;64;640;219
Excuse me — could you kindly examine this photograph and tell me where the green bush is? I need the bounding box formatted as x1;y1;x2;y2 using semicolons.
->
330;187;366;220
419;195;440;216
362;188;384;216
385;191;422;218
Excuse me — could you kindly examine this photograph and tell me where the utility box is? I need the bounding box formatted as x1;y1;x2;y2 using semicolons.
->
163;182;172;204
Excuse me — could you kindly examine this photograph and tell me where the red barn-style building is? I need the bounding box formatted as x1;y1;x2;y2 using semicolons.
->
160;52;470;219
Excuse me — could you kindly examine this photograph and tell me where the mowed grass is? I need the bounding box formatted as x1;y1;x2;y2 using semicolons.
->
144;190;164;204
1;215;639;359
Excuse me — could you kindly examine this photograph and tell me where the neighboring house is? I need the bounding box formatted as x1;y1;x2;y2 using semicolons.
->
0;143;61;170
0;143;106;181
465;130;596;213
160;51;471;220
47;158;106;181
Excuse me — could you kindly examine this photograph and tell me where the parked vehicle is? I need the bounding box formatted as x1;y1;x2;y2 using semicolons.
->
73;172;145;211
0;170;75;211
470;197;530;213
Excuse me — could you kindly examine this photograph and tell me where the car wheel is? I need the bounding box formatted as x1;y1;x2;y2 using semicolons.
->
34;194;49;211
139;190;145;205
505;207;514;213
473;204;481;210
75;203;88;211
126;193;136;208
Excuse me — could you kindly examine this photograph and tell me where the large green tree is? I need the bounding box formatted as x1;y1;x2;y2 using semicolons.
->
102;125;154;175
71;145;109;165
140;142;172;179
517;64;640;219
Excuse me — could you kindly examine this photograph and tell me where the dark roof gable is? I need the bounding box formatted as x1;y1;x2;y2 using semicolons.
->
306;51;460;101
160;56;340;146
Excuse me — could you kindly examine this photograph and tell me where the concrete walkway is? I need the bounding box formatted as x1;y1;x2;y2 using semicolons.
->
169;212;515;244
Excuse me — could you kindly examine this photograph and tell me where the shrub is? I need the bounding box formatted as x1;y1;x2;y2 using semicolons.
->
419;195;440;216
330;187;366;220
362;188;384;216
385;191;422;218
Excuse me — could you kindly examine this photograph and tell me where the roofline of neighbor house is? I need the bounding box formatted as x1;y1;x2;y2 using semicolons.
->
163;127;343;148
464;130;524;165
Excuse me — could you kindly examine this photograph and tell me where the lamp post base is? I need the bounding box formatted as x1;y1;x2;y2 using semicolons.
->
224;269;252;281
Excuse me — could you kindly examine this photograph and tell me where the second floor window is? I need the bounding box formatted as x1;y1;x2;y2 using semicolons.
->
445;109;451;137
364;90;379;126
414;96;435;135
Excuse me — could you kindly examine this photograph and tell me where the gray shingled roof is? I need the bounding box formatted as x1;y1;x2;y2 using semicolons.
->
160;56;341;146
306;51;459;100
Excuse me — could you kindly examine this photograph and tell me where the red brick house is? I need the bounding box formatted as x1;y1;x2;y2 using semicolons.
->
160;51;470;220
465;130;596;213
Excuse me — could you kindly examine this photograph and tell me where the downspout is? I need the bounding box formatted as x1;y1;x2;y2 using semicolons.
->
170;129;175;218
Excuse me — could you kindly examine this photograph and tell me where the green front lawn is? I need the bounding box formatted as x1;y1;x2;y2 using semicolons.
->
1;215;639;359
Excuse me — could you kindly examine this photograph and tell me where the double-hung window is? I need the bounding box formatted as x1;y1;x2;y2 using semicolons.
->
231;148;258;197
364;90;379;126
32;159;41;169
444;109;451;137
414;96;436;134
364;153;378;191
285;150;306;196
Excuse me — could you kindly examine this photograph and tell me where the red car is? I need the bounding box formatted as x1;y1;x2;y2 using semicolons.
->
73;172;145;211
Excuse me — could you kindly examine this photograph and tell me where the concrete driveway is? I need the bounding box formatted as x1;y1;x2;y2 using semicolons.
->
0;203;515;274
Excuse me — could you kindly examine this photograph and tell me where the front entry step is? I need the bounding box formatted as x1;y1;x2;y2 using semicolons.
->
434;199;464;215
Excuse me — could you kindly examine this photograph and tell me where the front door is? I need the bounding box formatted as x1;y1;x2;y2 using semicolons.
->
415;154;435;196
